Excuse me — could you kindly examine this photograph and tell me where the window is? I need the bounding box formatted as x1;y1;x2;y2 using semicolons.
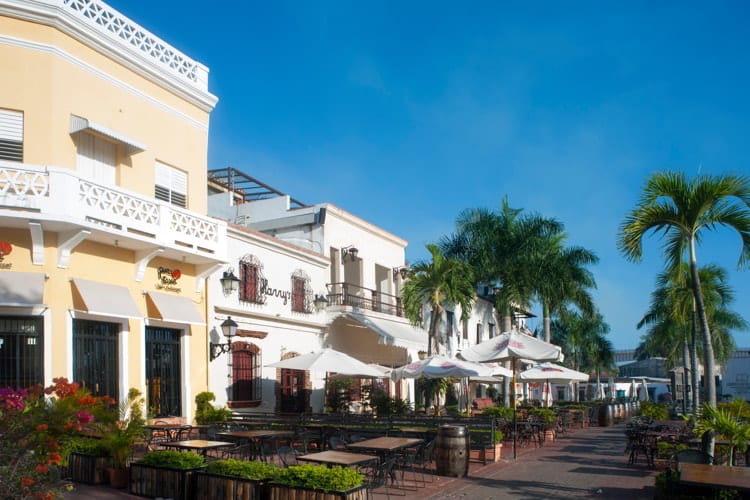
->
239;255;265;304
155;161;187;208
476;323;483;344
489;323;496;339
231;342;261;404
0;316;43;389
0;109;23;162
462;319;469;340
76;133;116;185
146;327;182;417
291;270;312;313
446;311;455;338
73;319;118;398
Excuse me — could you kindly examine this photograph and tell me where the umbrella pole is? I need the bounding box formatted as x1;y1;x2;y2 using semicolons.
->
512;358;517;460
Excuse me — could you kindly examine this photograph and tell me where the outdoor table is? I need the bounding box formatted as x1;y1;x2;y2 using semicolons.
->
297;450;378;468
161;439;234;457
346;436;423;456
678;463;750;493
145;423;191;440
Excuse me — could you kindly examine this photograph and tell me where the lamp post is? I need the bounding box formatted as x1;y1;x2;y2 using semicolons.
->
210;316;238;361
220;269;240;295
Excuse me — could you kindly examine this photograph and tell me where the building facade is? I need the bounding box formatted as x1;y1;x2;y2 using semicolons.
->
0;0;223;422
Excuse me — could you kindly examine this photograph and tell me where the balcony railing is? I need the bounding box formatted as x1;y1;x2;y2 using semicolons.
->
0;162;224;259
325;282;404;318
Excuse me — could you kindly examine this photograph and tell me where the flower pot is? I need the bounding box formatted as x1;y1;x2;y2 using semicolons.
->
105;467;129;489
129;463;201;500
66;453;113;485
194;472;268;500
268;483;367;500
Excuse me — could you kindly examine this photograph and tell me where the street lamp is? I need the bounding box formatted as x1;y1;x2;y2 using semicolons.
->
210;316;238;361
220;269;240;295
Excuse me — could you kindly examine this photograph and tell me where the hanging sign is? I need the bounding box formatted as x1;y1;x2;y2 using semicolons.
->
156;266;181;291
0;241;12;269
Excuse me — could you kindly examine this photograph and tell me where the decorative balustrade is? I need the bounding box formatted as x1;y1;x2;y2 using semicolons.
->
325;282;404;318
0;163;222;256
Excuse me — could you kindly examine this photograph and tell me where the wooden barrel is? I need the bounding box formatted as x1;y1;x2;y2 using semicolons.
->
435;425;469;477
598;404;613;427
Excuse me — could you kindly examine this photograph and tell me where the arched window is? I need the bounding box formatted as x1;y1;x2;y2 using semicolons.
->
290;269;312;313
239;254;266;304
230;341;261;406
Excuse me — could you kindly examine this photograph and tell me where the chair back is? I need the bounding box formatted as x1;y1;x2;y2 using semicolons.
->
669;449;713;469
277;446;298;467
329;436;347;450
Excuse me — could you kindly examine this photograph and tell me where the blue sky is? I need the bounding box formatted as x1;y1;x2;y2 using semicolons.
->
109;1;750;350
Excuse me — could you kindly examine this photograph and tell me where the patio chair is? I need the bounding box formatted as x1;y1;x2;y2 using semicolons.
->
257;438;280;464
328;436;348;451
364;456;398;500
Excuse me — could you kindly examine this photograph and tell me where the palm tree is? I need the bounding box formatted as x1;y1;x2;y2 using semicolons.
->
618;171;750;412
637;264;746;413
441;196;562;331
530;232;598;342
401;244;476;356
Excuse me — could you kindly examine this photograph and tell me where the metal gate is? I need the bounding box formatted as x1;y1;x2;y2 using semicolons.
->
0;316;43;389
146;327;181;417
73;319;118;398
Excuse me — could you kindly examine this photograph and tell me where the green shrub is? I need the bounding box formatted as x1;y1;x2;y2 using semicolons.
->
481;406;514;419
205;459;278;480
469;428;504;445
639;401;670;420
273;464;364;492
136;450;206;469
66;437;109;457
656;441;688;460
528;408;557;428
195;391;232;424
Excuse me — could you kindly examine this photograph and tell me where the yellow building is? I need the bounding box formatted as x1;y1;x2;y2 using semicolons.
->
0;0;223;422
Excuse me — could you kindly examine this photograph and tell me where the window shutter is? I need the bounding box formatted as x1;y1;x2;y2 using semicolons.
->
0;109;23;162
155;161;187;207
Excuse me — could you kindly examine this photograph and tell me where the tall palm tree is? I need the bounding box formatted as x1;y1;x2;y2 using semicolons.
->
637;264;746;413
441;196;562;331
530;232;598;342
401;244;476;356
618;171;750;411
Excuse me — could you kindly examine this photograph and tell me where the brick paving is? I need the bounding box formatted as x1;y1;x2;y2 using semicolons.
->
65;422;657;499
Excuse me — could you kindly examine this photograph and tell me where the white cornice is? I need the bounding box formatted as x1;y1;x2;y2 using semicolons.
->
320;203;408;247
0;0;218;112
227;224;329;268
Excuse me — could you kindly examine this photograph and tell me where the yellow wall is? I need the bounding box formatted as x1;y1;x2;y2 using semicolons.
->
0;16;210;213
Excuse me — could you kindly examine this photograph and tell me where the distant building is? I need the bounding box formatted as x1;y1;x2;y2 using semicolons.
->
721;348;750;401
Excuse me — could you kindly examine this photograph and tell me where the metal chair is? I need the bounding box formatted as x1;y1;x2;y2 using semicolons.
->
328;436;348;450
278;446;299;467
364;456;397;500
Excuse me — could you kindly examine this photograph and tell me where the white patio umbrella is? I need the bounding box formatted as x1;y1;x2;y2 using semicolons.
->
542;381;554;408
629;379;638;399
390;355;493;381
458;329;564;459
638;380;650;401
482;362;514;378
517;363;589;384
265;348;386;378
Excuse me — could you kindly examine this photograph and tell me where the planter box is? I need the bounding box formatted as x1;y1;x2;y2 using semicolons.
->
470;444;502;464
129;463;200;500
194;472;267;500
65;453;113;484
544;429;556;443
268;483;367;500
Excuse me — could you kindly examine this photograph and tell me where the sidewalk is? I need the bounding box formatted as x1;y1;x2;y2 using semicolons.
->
65;422;657;499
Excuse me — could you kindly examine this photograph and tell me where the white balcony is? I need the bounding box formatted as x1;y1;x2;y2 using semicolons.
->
0;162;226;265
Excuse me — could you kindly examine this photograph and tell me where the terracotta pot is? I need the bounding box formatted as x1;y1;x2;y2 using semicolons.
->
105;467;129;489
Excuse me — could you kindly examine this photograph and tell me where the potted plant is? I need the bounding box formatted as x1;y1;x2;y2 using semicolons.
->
64;437;112;485
194;459;278;500
194;391;232;425
129;450;206;499
694;403;750;466
96;388;147;488
269;464;366;500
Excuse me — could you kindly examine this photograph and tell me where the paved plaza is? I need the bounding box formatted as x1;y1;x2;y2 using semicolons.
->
66;422;657;499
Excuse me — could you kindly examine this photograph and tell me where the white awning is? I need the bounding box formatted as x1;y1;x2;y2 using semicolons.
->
70;115;145;153
145;291;204;325
342;313;427;350
71;279;141;319
0;271;45;307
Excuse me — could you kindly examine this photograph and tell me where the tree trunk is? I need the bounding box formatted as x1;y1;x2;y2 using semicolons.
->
682;334;689;415
689;237;715;458
427;306;440;356
690;303;700;414
543;301;551;343
500;305;512;406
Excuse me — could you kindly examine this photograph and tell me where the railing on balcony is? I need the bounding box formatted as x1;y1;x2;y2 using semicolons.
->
0;162;223;258
325;282;404;318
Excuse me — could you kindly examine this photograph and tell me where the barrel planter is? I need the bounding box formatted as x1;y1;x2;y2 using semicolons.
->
598;404;613;427
129;463;201;500
435;425;469;477
267;483;367;500
64;453;113;485
194;472;267;500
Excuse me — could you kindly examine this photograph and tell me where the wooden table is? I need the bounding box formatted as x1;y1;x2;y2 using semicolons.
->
162;439;234;456
679;463;750;492
346;436;423;454
217;430;293;440
298;450;378;468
